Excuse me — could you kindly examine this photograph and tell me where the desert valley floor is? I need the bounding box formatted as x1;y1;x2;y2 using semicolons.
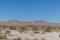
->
6;30;60;40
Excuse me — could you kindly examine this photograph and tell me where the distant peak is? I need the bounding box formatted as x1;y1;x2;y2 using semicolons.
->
7;20;20;22
32;20;46;22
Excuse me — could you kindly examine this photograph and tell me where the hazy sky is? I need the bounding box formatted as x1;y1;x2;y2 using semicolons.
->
0;0;60;23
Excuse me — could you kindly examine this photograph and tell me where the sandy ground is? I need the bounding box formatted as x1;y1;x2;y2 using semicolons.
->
19;32;60;40
6;30;60;40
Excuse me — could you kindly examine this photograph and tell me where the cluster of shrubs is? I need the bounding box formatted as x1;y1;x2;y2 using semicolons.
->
0;25;60;32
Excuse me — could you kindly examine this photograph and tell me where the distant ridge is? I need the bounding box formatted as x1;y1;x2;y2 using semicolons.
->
0;20;60;27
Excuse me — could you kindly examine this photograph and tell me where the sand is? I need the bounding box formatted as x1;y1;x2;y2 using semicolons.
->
6;30;60;40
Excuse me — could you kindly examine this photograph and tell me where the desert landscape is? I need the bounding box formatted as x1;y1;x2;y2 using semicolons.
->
0;0;60;40
0;20;60;40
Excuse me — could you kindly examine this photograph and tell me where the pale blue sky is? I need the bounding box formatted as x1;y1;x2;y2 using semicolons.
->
0;0;60;23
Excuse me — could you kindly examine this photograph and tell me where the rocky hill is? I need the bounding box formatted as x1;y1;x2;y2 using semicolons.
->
0;20;60;27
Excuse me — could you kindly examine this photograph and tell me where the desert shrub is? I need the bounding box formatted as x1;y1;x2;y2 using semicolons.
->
6;31;10;33
44;26;52;32
0;35;6;39
20;27;27;32
32;26;39;31
9;26;17;30
57;27;60;30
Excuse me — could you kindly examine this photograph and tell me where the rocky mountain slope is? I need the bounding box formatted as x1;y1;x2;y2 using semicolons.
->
0;20;60;26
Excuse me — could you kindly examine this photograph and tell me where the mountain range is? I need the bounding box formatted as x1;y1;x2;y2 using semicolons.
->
0;20;60;27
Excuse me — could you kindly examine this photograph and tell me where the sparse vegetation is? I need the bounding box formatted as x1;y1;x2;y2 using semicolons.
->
0;24;60;40
9;26;17;30
44;26;52;32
